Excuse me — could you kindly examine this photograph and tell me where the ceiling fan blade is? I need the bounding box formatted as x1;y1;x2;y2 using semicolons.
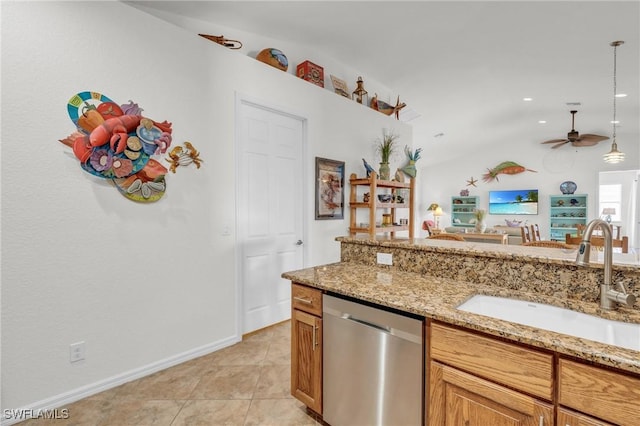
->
541;138;569;145
572;134;609;147
551;140;570;149
578;134;609;143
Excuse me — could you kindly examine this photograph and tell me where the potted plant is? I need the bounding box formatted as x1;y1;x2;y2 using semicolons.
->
376;129;399;180
474;209;487;233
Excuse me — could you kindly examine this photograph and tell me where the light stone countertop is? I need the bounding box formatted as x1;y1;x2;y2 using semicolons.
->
283;260;640;375
336;235;640;271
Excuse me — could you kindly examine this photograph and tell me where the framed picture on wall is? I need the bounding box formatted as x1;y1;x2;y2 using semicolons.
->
315;157;345;220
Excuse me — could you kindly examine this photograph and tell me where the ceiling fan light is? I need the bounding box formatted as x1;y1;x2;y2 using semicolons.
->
603;142;625;164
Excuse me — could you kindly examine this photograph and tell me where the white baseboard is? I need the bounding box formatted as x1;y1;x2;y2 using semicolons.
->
1;335;240;426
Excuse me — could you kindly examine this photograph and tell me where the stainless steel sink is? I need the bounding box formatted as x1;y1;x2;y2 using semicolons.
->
457;294;640;351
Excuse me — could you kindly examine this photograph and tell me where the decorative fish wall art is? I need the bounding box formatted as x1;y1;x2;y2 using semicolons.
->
482;161;537;183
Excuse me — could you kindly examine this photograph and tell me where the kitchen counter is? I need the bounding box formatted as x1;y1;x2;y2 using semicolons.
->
282;237;640;375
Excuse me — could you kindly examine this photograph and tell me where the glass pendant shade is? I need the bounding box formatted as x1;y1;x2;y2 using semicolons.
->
604;41;625;164
603;141;625;163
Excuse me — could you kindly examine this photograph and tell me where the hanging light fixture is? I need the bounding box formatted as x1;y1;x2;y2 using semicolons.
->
603;40;626;164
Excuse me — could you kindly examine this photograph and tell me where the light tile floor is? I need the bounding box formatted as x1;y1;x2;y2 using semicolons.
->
20;321;321;425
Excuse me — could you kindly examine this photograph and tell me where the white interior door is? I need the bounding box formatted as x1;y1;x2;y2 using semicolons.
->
237;98;305;334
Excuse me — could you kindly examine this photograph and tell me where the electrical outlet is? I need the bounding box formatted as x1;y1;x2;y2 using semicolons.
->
377;252;393;265
70;341;85;363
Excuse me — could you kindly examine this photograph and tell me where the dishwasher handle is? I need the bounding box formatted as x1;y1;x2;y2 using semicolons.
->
341;313;392;333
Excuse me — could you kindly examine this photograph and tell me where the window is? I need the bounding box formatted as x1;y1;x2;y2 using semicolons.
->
599;184;622;222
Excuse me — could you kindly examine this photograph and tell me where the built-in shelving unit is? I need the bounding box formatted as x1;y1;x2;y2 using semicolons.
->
549;194;588;241
349;172;414;238
450;196;479;228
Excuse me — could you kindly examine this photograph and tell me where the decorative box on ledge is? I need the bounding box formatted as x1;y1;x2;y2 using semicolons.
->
297;60;324;87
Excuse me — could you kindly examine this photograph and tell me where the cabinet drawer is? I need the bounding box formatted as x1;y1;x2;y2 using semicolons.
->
430;322;553;400
559;358;640;426
292;283;322;316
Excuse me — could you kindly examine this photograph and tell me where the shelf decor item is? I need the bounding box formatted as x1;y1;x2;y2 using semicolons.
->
401;146;422;178
560;181;577;194
256;48;288;71
297;60;324;87
315;157;344;220
330;75;350;98
376;129;398;181
474;209;487;233
352;76;368;105
370;94;407;120
198;33;242;49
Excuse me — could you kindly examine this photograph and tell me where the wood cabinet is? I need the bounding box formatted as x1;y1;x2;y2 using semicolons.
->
558;358;640;426
429;322;554;426
451;195;479;228
557;408;615;426
430;361;554;426
348;171;415;238
549;194;587;241
290;283;322;414
428;321;640;426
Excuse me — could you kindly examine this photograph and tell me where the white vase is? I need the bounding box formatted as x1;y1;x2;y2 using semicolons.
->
475;221;486;233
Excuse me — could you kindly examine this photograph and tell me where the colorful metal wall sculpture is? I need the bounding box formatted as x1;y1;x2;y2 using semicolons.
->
59;91;201;202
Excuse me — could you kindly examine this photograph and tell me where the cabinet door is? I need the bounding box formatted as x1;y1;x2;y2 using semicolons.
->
558;358;640;426
290;309;322;414
429;361;553;426
557;408;615;426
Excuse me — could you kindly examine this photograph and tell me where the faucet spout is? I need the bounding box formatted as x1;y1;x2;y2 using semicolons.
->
575;219;633;310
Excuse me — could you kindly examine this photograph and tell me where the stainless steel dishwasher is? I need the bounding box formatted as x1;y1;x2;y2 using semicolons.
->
323;294;423;426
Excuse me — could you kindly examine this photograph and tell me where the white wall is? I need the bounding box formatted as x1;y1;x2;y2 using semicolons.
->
1;1;411;413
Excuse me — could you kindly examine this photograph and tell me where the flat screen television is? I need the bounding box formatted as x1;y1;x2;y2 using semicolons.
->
489;189;539;215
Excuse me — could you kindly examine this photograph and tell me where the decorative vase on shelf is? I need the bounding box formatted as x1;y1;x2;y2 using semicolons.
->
474;209;487;233
379;162;391;181
401;160;417;178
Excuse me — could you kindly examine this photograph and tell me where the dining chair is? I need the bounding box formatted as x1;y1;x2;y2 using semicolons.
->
523;240;576;249
565;234;629;253
530;224;541;241
520;226;532;243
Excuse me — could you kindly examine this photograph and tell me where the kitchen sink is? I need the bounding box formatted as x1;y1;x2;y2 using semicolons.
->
457;294;640;351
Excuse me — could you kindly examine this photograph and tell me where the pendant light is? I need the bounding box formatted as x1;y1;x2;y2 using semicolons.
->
603;41;625;164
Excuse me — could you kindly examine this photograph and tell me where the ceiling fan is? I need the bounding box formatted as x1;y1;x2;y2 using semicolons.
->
541;110;609;149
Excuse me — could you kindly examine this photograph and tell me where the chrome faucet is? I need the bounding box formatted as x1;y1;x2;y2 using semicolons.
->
575;219;636;310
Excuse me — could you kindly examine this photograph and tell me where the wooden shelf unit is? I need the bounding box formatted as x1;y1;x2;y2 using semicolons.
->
348;172;415;238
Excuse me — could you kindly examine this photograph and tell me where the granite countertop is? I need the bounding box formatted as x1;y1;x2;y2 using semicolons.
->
336;235;640;271
283;261;640;375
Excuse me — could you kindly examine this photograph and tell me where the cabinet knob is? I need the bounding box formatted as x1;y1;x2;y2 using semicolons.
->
295;240;303;246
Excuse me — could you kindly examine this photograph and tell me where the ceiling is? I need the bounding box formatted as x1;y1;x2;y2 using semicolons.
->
128;1;639;165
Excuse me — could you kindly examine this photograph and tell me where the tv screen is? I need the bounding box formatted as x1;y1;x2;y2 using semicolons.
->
489;189;539;215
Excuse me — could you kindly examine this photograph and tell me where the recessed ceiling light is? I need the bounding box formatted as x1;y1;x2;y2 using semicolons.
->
538;120;547;124
523;97;533;101
615;93;627;98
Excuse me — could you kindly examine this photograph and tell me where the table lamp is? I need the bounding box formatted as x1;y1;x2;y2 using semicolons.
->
602;208;616;224
433;206;444;230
